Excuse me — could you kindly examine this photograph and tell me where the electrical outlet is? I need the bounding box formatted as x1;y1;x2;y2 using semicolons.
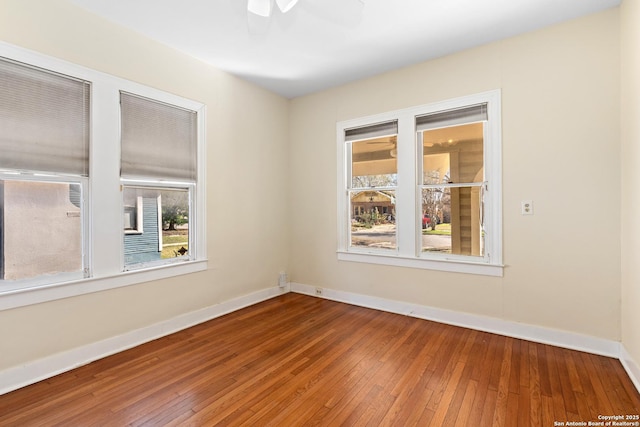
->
278;272;287;288
521;200;533;215
315;287;323;296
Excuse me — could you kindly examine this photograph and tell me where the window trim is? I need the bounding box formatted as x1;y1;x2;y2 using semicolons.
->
337;90;503;276
0;260;207;311
0;41;207;310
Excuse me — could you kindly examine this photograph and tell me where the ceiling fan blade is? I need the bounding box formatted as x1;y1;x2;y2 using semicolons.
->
248;0;271;17
275;0;298;13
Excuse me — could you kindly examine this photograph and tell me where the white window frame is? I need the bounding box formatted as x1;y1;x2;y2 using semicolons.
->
0;42;207;311
337;91;503;277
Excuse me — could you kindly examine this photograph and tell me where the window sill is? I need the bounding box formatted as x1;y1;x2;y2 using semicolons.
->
0;259;208;311
337;251;503;277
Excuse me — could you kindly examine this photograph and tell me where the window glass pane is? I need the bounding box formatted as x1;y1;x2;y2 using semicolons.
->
422;122;484;185
0;180;83;281
421;186;484;256
123;187;190;267
350;135;397;188
350;190;396;250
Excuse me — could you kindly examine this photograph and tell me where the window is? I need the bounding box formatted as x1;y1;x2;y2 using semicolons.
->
346;120;397;250
120;92;197;270
0;57;90;285
337;91;502;276
0;44;206;307
418;105;487;258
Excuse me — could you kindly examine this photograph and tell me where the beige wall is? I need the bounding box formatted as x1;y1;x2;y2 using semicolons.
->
0;0;290;369
621;0;640;367
290;10;621;340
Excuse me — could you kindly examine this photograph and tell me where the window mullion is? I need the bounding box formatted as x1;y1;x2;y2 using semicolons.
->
90;81;123;277
395;115;417;257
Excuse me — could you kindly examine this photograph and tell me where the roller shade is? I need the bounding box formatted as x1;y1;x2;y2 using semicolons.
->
0;57;90;176
120;92;197;182
416;104;487;132
345;120;397;142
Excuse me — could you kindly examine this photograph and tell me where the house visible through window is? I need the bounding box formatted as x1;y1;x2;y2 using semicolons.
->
122;186;190;266
337;91;502;276
0;180;84;281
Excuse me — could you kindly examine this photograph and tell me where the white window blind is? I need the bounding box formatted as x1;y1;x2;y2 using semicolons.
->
0;57;90;176
345;120;398;142
120;92;197;182
416;104;487;132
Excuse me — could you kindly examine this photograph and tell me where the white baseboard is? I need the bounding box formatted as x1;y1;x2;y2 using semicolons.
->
620;345;640;394
0;284;290;396
290;282;620;359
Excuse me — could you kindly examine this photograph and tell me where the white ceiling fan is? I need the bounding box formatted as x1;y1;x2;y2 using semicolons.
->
248;0;299;18
246;0;365;33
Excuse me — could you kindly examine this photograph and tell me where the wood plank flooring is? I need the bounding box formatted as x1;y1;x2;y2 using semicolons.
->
1;293;639;426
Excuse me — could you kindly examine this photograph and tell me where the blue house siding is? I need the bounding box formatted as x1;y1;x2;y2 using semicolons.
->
124;197;161;265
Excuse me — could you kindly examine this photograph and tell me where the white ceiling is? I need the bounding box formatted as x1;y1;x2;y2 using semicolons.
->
68;0;620;99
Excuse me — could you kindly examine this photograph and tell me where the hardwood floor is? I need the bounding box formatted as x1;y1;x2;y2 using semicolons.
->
1;293;639;426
